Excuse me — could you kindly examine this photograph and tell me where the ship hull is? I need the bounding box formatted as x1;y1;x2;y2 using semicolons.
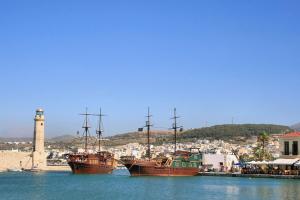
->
67;152;116;174
68;162;114;174
124;163;199;176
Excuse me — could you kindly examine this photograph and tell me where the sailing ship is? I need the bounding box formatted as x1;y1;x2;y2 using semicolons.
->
121;108;202;176
67;108;116;174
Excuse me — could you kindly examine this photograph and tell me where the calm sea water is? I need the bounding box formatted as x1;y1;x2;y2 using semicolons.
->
1;170;300;200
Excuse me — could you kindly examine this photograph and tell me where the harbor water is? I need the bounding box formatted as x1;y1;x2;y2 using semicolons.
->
1;170;300;200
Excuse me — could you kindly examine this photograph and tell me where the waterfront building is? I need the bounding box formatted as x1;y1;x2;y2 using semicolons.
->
243;132;300;175
279;132;300;159
202;153;238;172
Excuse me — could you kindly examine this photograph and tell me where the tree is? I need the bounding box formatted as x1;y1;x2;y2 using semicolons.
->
253;131;273;161
258;131;269;152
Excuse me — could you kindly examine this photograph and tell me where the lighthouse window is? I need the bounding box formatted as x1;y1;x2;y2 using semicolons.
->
37;111;43;115
41;123;43;126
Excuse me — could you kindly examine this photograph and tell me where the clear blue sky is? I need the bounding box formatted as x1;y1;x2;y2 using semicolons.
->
0;0;299;137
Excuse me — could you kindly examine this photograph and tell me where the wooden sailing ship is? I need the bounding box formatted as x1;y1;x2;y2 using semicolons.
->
67;108;116;174
121;108;201;176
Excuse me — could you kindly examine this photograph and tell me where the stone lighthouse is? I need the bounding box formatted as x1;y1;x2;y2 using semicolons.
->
32;108;46;170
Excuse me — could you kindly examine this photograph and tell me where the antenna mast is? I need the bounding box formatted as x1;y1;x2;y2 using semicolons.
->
171;108;182;155
145;107;152;159
80;108;92;153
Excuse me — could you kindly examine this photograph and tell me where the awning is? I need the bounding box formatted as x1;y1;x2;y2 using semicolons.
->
246;161;269;165
269;158;299;165
294;160;300;166
255;161;269;165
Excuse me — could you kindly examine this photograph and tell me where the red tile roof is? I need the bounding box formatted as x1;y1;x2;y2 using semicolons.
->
279;132;300;138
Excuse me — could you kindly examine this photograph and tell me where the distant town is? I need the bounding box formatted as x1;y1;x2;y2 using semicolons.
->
1;126;298;172
1;108;300;178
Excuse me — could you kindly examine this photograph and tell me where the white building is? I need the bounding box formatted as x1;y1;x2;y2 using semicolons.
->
202;153;238;172
279;132;300;159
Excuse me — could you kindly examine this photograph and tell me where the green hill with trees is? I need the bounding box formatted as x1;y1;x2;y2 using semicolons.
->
179;124;292;141
106;124;293;145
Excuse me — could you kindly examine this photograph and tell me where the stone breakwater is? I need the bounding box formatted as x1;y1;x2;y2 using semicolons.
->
45;165;71;172
0;151;32;171
0;151;71;172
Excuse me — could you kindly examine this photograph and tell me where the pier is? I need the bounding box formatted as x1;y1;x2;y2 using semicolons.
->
199;172;300;179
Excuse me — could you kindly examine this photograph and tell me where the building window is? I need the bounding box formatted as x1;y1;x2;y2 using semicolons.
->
284;141;289;155
293;141;298;155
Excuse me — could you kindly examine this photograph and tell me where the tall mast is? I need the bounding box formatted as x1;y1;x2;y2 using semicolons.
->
171;108;181;155
145;107;152;159
93;108;105;152
80;108;92;153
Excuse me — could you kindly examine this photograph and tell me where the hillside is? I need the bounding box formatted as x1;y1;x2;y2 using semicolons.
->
0;135;76;143
291;123;300;131
107;130;173;146
180;124;292;141
0;137;32;142
107;124;292;145
47;135;76;143
0;124;293;146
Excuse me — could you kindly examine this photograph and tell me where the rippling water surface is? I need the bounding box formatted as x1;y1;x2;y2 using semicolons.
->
1;170;300;200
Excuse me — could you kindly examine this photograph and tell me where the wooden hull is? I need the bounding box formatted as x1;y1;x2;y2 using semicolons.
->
124;161;199;176
67;152;116;174
68;162;114;174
